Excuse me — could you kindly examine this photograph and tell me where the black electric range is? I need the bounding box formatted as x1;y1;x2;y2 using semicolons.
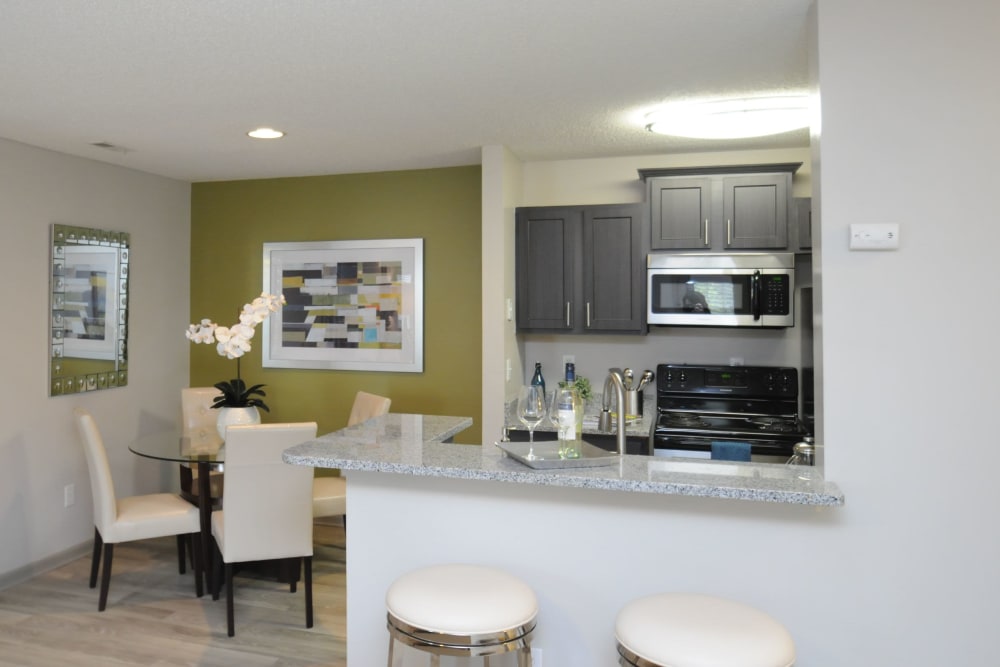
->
650;363;810;462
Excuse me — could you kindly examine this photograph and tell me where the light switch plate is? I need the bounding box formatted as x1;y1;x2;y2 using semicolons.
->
850;223;900;250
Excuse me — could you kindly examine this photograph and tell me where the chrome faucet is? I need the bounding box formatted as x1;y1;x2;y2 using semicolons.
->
598;368;627;455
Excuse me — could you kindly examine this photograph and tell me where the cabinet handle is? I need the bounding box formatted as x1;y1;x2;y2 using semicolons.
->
727;219;732;245
586;302;591;328
704;219;709;246
565;302;571;327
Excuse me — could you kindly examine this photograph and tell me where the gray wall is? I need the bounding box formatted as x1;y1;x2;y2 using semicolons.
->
0;138;190;581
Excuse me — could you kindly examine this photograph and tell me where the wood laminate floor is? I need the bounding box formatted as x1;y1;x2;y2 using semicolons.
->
0;521;347;666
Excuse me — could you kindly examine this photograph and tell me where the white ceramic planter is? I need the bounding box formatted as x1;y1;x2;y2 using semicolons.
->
216;406;261;440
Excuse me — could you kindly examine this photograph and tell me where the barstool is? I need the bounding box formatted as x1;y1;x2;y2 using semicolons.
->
385;564;537;666
615;593;795;667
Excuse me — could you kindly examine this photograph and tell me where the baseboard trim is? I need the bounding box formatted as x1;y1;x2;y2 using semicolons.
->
0;540;91;591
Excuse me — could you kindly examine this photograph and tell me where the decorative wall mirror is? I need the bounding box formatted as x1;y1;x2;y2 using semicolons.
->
49;224;129;396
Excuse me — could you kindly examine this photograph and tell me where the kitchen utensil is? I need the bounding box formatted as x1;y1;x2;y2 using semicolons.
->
623;368;634;389
635;369;654;392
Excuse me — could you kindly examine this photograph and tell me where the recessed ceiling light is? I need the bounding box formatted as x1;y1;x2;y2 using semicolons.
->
644;95;810;139
247;127;285;139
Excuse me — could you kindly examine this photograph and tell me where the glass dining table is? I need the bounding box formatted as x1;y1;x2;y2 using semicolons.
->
129;429;225;591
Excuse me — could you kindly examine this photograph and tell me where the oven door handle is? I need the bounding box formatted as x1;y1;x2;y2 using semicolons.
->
751;270;761;320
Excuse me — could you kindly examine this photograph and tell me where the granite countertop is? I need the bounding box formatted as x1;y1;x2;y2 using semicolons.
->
283;413;844;506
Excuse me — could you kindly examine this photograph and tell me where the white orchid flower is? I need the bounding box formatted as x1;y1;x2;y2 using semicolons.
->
232;323;255;340
185;319;218;344
188;292;283;359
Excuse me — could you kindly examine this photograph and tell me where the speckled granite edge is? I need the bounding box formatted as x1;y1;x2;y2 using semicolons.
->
283;414;844;507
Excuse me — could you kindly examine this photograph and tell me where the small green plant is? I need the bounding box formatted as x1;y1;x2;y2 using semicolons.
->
558;376;592;401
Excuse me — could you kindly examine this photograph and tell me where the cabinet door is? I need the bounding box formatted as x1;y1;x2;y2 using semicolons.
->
649;177;712;249
515;208;577;331
792;197;812;250
582;205;645;332
722;174;789;248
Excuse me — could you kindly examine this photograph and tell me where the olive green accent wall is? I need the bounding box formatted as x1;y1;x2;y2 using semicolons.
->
190;166;482;444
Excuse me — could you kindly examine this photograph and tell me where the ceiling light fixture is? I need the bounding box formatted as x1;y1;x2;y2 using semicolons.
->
644;95;810;139
247;127;285;139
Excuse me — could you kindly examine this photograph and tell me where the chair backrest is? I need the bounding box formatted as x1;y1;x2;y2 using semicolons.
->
181;387;219;438
218;422;318;562
73;408;117;535
348;391;391;426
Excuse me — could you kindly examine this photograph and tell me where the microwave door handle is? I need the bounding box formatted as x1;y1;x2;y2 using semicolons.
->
752;270;761;320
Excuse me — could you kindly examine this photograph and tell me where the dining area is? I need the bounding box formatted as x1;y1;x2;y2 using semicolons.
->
77;406;319;637
61;387;392;645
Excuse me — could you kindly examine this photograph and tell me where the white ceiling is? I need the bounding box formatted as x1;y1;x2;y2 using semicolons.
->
0;0;813;183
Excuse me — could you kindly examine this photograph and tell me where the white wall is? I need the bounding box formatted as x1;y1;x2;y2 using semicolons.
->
481;146;524;444
479;0;1000;662
0;138;190;582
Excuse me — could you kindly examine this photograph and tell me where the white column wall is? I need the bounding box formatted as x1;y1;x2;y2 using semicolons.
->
468;0;1000;663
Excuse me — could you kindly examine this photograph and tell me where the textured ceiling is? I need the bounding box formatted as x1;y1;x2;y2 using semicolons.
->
0;0;813;182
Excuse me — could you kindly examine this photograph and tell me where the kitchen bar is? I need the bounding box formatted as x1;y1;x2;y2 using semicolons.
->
284;413;843;665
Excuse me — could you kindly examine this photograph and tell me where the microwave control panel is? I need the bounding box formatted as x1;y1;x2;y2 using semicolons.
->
760;274;790;315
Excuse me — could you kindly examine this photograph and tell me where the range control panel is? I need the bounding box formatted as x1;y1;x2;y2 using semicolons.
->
657;364;798;398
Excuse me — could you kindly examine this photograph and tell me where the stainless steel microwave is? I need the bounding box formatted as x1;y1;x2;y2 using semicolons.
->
646;252;795;327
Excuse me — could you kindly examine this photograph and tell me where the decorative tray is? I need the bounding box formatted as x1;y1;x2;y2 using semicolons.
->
495;440;620;469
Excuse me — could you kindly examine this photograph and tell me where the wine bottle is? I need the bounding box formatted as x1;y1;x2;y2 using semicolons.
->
565;362;575;383
530;362;545;398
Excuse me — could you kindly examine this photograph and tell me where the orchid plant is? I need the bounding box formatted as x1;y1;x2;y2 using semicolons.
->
186;292;285;411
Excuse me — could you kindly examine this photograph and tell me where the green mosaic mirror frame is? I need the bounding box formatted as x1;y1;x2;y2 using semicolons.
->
49;224;129;396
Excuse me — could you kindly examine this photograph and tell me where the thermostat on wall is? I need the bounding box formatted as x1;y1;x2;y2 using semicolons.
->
849;223;900;250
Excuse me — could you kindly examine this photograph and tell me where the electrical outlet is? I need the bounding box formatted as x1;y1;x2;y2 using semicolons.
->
531;647;543;665
64;483;75;508
505;358;512;381
562;354;575;367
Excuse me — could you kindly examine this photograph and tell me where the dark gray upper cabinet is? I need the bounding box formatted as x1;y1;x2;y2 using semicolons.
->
641;163;800;251
789;196;812;251
516;203;645;334
723;174;788;248
515;207;577;331
649;176;712;249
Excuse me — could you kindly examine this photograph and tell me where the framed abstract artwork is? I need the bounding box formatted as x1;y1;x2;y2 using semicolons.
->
262;239;423;372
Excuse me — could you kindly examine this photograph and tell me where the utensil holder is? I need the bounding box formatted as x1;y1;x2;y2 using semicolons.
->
625;390;642;419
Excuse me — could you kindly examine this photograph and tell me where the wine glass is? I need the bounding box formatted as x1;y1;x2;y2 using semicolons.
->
517;385;546;445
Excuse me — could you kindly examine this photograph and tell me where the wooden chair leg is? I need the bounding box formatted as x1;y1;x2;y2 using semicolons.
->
176;535;186;574
191;532;204;598
289;557;299;593
211;542;223;601
89;528;102;589
98;542;114;611
225;563;235;637
304;556;313;629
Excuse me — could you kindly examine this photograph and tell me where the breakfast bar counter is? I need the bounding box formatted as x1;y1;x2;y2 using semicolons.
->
283;413;843;506
284;413;843;665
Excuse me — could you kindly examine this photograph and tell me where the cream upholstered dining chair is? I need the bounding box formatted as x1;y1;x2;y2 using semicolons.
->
73;408;204;611
179;387;225;505
210;421;318;637
312;390;391;520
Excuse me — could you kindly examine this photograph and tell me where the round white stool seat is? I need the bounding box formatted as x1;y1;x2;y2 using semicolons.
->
615;593;795;667
386;564;537;663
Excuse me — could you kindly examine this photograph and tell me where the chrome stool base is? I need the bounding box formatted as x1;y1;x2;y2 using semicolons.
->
387;613;534;666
